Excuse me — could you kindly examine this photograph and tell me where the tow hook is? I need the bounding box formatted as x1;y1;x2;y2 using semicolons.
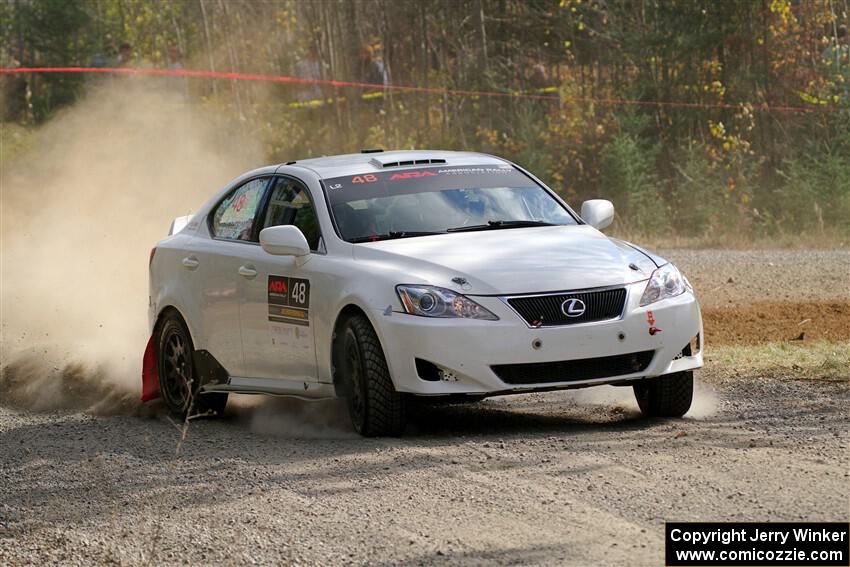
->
646;310;661;335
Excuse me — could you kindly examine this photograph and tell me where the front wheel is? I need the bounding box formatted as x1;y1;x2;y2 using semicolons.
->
633;371;693;418
336;314;406;436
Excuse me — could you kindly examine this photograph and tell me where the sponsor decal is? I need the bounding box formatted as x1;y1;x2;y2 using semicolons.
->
389;171;438;180
437;166;515;175
231;192;249;212
268;275;310;326
323;164;529;205
270;324;312;351
268;279;288;293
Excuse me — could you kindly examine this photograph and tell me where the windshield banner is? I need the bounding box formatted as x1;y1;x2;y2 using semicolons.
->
323;164;533;204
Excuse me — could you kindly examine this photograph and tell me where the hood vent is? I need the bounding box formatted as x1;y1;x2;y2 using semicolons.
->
369;157;447;168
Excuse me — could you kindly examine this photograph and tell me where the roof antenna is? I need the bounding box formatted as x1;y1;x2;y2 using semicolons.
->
360;148;384;153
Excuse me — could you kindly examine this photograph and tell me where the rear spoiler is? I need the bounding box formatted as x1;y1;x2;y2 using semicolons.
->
168;214;194;236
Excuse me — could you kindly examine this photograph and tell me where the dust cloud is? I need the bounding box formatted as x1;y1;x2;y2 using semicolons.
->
232;396;357;439
567;384;641;414
567;377;718;419
688;378;719;419
0;79;262;413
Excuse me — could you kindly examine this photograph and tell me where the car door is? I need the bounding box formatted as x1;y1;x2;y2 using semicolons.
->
190;176;270;377
237;175;323;382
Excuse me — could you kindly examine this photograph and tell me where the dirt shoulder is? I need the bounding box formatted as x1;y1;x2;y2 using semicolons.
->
702;300;849;344
660;249;849;345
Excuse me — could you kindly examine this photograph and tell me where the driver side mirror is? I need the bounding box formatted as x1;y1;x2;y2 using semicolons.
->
260;225;310;257
580;199;615;231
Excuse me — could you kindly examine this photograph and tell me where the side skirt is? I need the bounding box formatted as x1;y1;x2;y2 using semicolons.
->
201;377;336;401
193;349;336;400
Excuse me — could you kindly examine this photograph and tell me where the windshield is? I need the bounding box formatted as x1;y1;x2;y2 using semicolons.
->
323;165;577;242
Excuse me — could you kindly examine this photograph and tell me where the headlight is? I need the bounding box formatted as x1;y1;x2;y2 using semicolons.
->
396;285;499;320
639;263;687;306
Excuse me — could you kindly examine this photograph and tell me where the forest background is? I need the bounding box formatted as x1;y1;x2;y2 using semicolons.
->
2;0;848;245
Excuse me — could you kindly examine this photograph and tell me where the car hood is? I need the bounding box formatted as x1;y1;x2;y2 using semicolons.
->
351;225;660;295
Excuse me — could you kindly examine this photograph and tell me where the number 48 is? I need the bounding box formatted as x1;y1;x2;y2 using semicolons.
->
291;282;307;305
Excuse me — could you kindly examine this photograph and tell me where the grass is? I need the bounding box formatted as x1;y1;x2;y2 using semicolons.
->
704;340;850;382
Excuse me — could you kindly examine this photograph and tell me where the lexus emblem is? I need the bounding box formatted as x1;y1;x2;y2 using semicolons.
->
561;298;586;317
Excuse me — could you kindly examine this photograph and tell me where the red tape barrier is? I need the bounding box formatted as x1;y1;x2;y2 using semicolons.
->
0;66;841;113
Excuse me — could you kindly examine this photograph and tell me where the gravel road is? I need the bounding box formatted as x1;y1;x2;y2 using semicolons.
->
1;374;847;566
659;248;849;308
1;249;848;566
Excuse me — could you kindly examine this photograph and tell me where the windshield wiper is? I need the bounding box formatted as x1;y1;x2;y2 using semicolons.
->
446;219;557;233
349;230;444;243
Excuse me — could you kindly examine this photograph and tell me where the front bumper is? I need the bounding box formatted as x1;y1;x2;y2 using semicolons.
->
371;282;703;396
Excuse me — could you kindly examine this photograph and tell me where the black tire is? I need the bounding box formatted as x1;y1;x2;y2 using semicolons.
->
633;371;693;417
335;314;406;436
157;312;228;419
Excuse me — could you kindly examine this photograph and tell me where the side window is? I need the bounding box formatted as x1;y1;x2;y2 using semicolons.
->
211;178;267;241
261;177;322;251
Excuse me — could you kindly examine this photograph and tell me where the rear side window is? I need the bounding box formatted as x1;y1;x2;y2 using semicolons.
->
211;177;267;241
261;177;322;251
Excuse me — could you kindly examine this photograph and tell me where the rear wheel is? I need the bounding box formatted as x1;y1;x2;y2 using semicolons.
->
336;314;406;436
157;313;228;418
633;371;693;418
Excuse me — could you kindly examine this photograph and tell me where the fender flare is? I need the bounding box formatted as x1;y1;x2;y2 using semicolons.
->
328;299;392;393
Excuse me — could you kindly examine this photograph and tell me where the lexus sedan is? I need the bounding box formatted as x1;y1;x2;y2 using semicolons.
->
143;150;703;436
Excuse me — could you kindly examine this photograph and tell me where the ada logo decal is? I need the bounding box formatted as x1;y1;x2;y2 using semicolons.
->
268;279;289;294
268;275;310;326
389;171;438;180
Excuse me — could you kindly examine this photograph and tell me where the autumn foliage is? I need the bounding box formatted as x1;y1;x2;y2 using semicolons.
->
1;0;847;240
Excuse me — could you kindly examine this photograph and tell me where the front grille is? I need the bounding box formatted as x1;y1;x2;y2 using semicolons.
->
492;351;654;385
506;287;627;327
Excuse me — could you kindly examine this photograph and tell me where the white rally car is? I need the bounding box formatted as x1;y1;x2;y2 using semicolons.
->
143;150;703;436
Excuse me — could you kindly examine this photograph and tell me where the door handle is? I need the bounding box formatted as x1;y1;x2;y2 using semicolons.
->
181;256;200;270
238;265;258;279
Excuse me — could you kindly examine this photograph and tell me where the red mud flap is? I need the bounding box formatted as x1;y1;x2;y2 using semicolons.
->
141;333;161;402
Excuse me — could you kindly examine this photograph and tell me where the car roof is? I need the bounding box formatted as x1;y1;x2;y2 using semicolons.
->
283;150;510;179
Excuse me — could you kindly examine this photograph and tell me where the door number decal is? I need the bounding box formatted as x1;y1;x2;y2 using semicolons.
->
268;275;310;326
